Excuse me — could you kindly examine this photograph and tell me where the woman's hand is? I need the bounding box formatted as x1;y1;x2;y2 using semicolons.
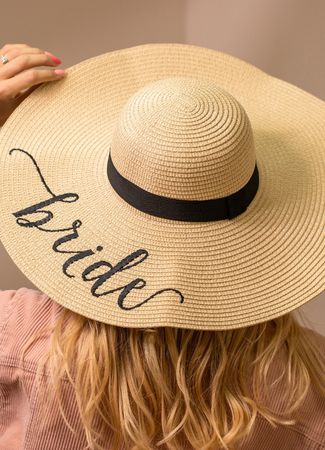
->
0;43;66;127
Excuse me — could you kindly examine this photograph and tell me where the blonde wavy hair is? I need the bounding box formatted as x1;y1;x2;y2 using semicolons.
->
20;304;325;450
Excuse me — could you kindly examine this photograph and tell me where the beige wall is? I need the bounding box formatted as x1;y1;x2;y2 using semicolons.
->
0;0;324;334
186;0;325;100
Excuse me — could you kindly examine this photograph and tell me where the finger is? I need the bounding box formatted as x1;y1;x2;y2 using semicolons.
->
0;68;66;100
0;43;29;54
0;44;52;69
0;52;60;80
2;46;46;62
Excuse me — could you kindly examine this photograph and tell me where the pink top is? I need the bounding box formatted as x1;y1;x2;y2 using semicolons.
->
0;287;324;450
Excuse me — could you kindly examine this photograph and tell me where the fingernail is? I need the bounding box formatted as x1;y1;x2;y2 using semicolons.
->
45;51;62;64
54;69;66;75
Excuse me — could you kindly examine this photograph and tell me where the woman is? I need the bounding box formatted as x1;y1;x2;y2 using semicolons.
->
0;42;324;450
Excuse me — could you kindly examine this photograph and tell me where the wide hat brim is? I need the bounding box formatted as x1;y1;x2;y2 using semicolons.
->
0;43;324;330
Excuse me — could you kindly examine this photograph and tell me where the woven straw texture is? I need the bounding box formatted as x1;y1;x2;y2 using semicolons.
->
0;43;324;330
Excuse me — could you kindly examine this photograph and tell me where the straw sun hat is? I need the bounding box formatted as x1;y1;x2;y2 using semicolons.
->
0;43;324;330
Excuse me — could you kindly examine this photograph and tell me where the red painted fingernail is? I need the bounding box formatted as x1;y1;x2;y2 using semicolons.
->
45;51;62;64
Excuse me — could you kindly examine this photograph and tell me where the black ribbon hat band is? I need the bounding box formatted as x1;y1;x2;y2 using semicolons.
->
107;151;259;222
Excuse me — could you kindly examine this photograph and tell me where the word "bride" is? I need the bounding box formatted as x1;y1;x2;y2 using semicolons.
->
9;148;184;311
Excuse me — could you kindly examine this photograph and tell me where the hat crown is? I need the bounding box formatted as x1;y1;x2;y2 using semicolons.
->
110;77;256;200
